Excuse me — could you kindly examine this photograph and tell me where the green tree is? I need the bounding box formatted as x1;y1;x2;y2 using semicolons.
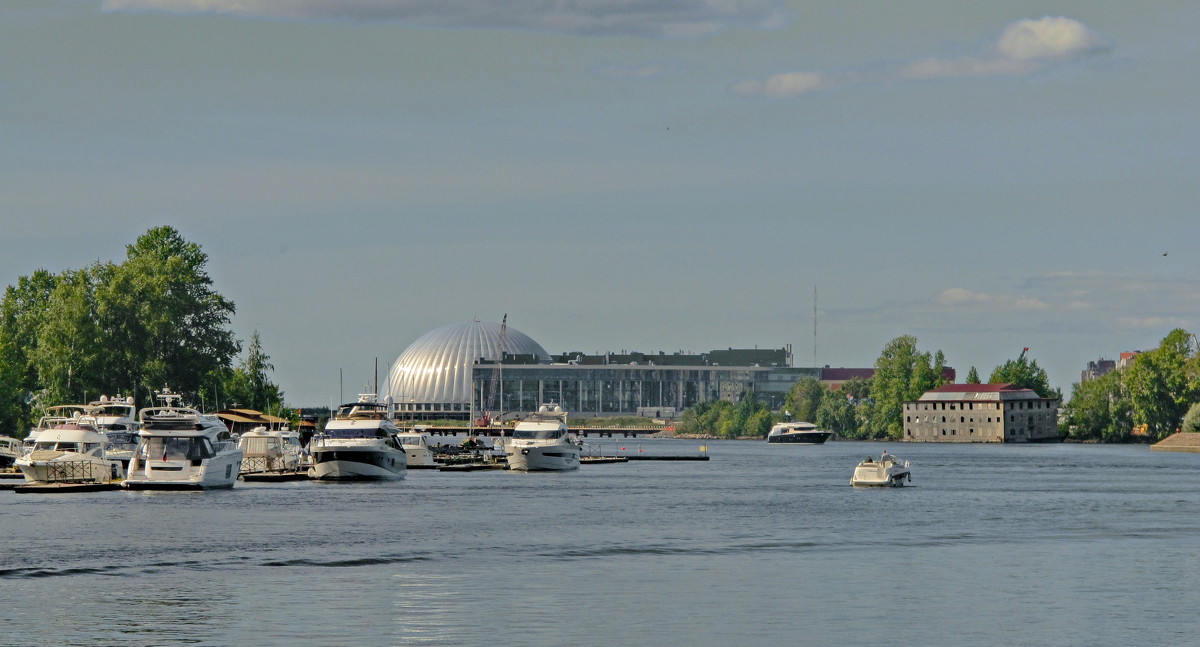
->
1181;402;1200;434
865;336;944;439
220;331;285;412
989;349;1057;399
840;376;871;402
784;378;825;423
0;270;60;434
816;391;856;436
28;265;110;406
1125;329;1198;440
965;366;981;384
97;226;239;400
1064;370;1132;442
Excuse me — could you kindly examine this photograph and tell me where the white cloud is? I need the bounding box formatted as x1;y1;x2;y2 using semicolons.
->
936;288;990;306
101;0;787;38
1116;316;1192;331
733;15;1111;97
595;62;678;80
731;71;829;98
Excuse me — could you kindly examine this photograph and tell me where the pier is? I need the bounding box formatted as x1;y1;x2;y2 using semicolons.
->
416;426;664;438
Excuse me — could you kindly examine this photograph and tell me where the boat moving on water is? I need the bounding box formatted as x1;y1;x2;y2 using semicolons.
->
309;395;407;480
123;389;244;490
767;422;832;444
851;452;911;487
504;404;580;471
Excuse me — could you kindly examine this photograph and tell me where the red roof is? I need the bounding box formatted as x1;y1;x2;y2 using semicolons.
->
928;383;1021;393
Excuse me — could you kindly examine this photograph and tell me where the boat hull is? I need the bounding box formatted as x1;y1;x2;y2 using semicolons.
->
16;454;120;484
767;432;831;444
122;452;243;490
506;443;580;471
850;461;910;487
310;448;406;480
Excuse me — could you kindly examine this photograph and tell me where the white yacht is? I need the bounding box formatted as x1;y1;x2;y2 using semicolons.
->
850;452;911;487
238;426;307;474
15;421;121;484
20;405;92;457
82;395;141;475
0;435;20;469
505;404;580;472
309;395;407;480
766;422;832;444
394;430;439;468
123;389;244;490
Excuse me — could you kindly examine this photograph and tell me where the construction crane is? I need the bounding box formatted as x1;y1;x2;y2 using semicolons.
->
476;314;507;428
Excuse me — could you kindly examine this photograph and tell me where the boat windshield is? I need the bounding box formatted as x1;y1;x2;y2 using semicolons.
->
322;428;389;439
35;441;97;453
137;437;216;461
396;435;425;447
513;428;566;440
241;437;282;455
105;432;139;449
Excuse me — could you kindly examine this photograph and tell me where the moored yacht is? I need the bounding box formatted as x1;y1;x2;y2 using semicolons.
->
505;404;580;471
394;430;439;468
82;395;141;475
15;421;121;484
767;422;832;444
123;389;244;490
238;426;307;474
0;435;19;469
309;395;407;480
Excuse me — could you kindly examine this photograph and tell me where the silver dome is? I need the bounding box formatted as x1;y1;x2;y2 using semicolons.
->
386;320;550;413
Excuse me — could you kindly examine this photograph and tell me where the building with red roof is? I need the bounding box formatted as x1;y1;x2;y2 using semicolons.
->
903;383;1060;443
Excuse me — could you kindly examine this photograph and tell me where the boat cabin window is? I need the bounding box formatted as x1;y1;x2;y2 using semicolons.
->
322;428;389;439
39;441;83;452
513;428;566;440
138;437;216;461
397;436;424;447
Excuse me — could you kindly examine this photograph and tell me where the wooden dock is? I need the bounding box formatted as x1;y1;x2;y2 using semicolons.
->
242;471;311;482
12;482;122;493
580;456;629;464
624;455;709;461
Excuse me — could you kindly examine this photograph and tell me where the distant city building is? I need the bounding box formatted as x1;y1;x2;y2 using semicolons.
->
903;384;1060;443
1081;351;1142;383
1117;351;1142;369
1081;358;1116;382
384;320;908;419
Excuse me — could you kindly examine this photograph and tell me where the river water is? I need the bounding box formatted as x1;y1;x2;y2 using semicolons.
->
2;439;1198;647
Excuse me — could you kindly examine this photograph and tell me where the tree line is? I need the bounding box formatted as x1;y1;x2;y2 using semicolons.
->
1063;329;1200;442
0;226;285;436
677;335;1058;440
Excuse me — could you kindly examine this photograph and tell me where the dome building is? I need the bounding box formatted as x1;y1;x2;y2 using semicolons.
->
385;320;550;418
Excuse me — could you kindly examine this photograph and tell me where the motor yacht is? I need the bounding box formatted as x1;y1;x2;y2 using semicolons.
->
238;426;307;474
82;395;141;475
20;405;93;458
766;422;832;444
850;452;911;487
394;430;439;468
14;421;121;484
309;395;407;480
505;404;580;471
123;389;244;490
0;435;20;469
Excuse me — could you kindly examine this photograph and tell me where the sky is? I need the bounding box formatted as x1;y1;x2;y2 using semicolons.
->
2;1;1198;405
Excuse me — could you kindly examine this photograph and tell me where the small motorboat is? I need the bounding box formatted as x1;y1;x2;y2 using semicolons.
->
851;452;911;487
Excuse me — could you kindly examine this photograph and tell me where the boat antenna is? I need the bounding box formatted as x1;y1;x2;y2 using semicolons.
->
813;285;818;368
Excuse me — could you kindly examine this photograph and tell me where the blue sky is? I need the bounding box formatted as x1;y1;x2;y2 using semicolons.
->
2;1;1198;405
